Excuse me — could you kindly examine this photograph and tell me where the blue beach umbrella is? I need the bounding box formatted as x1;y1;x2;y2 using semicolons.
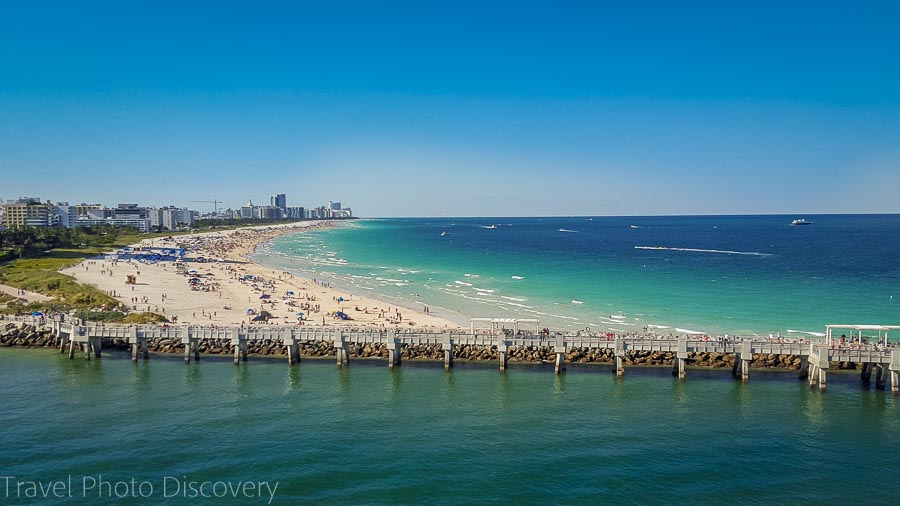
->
31;311;44;317
246;309;256;315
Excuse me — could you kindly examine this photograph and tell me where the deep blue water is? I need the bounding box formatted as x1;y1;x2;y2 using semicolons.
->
256;214;900;336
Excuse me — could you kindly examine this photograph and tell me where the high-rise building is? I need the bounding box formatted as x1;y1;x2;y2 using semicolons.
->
271;193;287;213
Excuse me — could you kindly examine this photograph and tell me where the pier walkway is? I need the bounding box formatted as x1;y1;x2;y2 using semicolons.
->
4;316;899;393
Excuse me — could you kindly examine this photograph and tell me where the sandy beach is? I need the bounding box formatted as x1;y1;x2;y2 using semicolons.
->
60;221;461;330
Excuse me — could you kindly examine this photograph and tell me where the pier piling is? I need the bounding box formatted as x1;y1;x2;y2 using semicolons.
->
388;338;402;369
334;335;349;368
442;334;453;370
614;339;625;377
497;342;508;372
861;363;873;385
798;356;809;380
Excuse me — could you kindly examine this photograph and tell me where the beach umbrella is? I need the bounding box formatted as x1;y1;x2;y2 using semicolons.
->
31;311;43;317
188;269;197;273
338;296;344;302
285;291;294;295
246;309;256;315
259;294;271;299
296;312;304;316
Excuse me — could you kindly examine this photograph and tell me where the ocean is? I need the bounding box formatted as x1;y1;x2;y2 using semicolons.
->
254;215;900;337
2;349;899;504
5;214;900;504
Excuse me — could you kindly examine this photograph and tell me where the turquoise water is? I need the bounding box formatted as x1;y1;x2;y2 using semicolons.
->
2;349;899;504
254;215;900;337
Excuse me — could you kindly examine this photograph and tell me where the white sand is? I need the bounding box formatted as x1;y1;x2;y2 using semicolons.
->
60;222;461;329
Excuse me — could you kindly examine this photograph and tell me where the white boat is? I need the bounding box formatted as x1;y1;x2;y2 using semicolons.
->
791;218;812;226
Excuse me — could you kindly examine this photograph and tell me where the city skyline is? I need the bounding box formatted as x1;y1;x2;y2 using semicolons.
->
2;1;899;217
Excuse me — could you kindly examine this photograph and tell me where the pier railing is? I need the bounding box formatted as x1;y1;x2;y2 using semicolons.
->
3;315;898;393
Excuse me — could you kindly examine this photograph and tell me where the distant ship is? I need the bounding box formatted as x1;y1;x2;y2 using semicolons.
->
791;218;813;226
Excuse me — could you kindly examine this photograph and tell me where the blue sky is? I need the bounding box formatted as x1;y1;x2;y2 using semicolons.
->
1;0;898;216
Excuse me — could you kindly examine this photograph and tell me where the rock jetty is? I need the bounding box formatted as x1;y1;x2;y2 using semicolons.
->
0;322;868;371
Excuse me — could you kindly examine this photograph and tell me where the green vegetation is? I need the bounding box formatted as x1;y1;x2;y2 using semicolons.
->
0;250;120;314
0;226;148;260
0;227;172;321
0;219;305;321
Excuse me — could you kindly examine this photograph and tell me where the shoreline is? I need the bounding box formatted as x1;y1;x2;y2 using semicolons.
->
59;221;462;331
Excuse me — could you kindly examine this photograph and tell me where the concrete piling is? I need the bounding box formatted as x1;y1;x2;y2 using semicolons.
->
442;334;453;370
497;342;508;372
388;339;402;369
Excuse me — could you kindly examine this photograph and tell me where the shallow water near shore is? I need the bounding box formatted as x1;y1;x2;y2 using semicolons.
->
2;348;899;504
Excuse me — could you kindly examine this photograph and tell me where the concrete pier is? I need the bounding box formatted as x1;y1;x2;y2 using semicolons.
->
231;333;248;365
285;339;300;365
387;338;402;369
614;339;625;377
673;340;687;380
11;318;896;396
182;328;200;364
808;345;829;391
334;336;349;368
553;338;566;374
442;335;453;370
874;364;886;390
861;362;874;385
798;356;809;380
891;351;900;395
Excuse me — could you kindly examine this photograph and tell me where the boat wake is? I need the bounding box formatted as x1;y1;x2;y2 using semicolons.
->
634;246;771;257
559;229;578;233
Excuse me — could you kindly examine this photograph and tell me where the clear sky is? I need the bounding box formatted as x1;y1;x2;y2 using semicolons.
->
1;0;898;217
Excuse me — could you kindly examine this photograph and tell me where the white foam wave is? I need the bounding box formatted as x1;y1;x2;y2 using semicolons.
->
501;296;528;302
675;328;705;335
634;246;771;257
498;302;533;309
472;288;495;293
559;228;578;233
511;276;525;280
455;280;473;287
571;300;584;304
786;329;827;337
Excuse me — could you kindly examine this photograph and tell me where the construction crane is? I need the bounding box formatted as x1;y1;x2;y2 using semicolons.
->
191;200;224;214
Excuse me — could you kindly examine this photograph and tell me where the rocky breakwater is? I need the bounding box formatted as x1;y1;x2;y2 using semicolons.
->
0;322;58;348
0;326;864;370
